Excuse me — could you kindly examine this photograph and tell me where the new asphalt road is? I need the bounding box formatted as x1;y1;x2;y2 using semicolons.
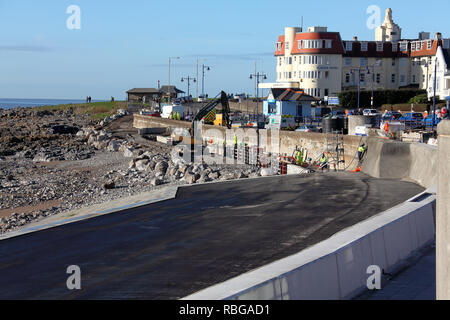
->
0;173;424;300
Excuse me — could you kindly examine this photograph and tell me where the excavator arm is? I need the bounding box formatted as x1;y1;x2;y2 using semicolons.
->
191;91;231;133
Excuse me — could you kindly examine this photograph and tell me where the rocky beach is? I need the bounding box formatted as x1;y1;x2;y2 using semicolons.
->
0;106;260;234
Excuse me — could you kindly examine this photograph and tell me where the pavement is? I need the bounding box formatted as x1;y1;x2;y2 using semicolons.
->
0;173;424;300
358;245;436;300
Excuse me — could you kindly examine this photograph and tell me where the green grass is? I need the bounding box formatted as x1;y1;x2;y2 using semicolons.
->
35;101;129;120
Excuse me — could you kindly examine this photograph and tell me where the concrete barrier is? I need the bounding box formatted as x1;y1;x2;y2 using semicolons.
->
183;190;435;300
362;137;437;188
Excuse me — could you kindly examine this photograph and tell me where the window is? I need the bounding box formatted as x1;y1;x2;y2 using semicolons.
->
285;42;290;50
376;74;381;84
325;40;332;49
277;43;282;51
392;43;398;52
298;41;302;49
427;40;433;50
392;58;396;66
345;73;351;83
324;89;329;97
361;42;368;51
268;103;277;114
279;57;282;66
294;71;296;78
360;58;367;67
346;42;353;51
376;42;383;52
413;75;416;83
345;58;352;66
411;42;416;51
360;73;366;83
325;71;329;78
400;42;408;51
376;58;383;67
392;74;396;83
400;75;406;83
289;57;292;65
443;39;450;49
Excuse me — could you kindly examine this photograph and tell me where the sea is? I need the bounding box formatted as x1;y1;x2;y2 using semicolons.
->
0;98;106;110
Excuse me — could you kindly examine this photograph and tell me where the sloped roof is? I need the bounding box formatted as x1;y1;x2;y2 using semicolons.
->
160;85;185;94
126;88;161;94
270;88;318;102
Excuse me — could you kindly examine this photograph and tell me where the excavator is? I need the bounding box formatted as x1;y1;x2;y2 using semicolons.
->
173;91;232;161
190;91;232;133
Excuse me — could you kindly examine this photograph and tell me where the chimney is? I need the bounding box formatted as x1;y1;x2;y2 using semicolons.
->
353;36;358;41
436;32;442;40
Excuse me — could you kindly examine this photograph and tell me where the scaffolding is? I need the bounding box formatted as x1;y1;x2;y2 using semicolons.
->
325;130;346;172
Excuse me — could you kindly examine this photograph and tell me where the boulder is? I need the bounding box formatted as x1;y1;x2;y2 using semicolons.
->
123;147;135;158
135;159;150;171
107;140;121;152
184;172;200;184
155;161;169;175
151;178;163;187
103;180;116;190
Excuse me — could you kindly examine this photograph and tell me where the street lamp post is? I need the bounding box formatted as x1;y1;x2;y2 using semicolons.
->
432;57;438;133
181;76;196;97
201;65;211;98
168;56;180;102
249;72;267;124
350;68;362;111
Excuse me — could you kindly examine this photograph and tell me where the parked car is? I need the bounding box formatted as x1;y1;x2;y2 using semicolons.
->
363;109;381;116
423;114;441;127
400;112;424;129
382;111;403;121
295;124;322;133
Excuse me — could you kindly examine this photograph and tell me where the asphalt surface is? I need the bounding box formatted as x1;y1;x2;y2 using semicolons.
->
0;173;424;300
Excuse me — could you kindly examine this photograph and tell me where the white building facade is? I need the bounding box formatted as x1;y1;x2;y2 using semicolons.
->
267;8;450;101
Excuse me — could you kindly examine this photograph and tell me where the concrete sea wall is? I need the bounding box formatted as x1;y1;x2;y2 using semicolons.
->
362;137;438;188
134;115;362;170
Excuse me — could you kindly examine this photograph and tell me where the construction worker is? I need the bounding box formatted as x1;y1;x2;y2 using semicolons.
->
358;144;367;162
319;153;328;172
296;150;302;166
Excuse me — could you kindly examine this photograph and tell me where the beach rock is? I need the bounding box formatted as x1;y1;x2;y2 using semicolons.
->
135;159;149;171
123;147;135;158
184;172;200;184
107;140;121;152
151;178;163;187
103;180;116;190
155;161;168;175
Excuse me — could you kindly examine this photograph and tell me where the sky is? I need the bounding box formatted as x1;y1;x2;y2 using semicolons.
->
0;0;449;100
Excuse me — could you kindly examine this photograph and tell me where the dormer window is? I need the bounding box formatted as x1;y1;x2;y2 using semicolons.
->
345;42;353;51
361;42;368;51
376;42;383;52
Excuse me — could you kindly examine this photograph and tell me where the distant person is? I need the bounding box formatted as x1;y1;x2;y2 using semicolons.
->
88;96;92;103
86;96;89;103
358;144;367;162
111;97;115;102
319;153;328;172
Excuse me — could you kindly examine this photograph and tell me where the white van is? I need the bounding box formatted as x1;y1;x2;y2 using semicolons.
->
161;105;184;119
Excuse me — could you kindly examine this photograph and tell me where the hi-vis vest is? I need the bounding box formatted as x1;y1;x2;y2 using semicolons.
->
358;146;365;153
320;156;327;163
